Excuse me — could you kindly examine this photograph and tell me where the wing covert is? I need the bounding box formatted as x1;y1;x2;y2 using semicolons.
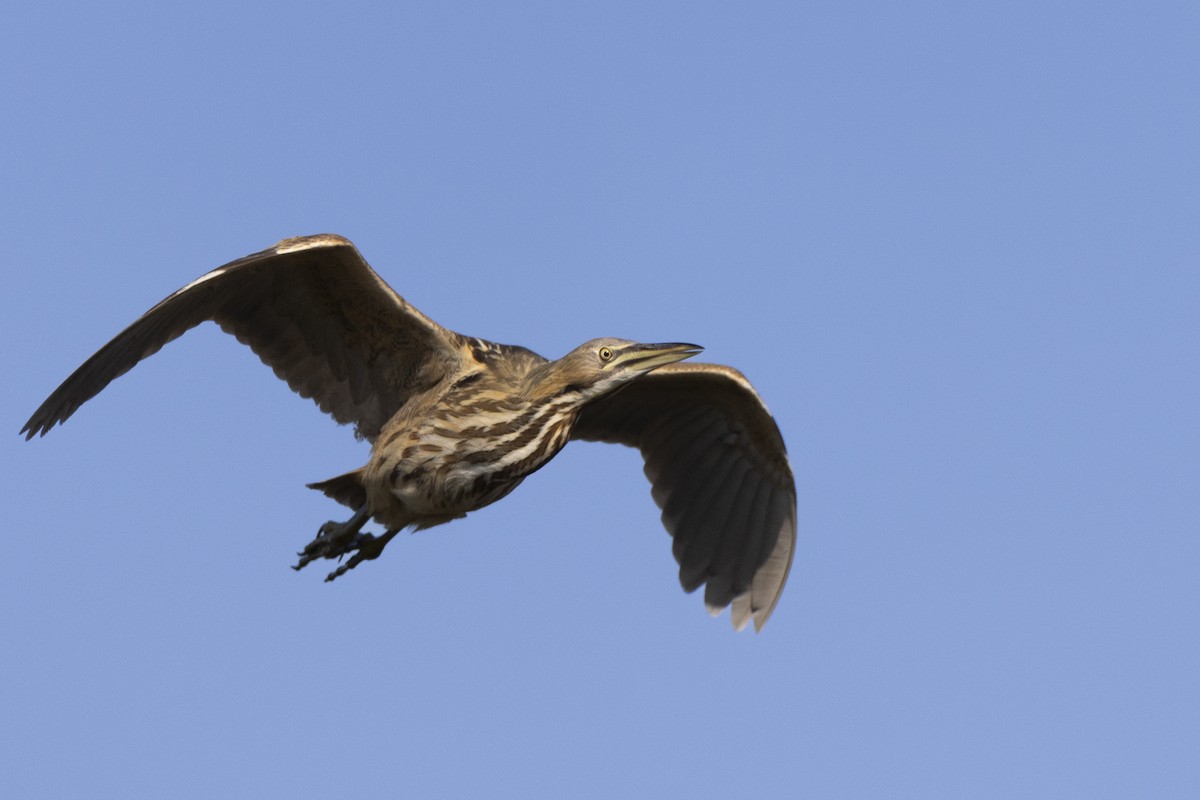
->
22;234;462;441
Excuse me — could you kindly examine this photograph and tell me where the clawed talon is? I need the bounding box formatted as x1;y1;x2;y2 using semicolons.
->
291;507;399;580
292;520;355;571
320;530;400;581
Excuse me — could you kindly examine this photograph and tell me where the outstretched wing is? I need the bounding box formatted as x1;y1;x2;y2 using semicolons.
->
22;234;462;442
572;363;796;631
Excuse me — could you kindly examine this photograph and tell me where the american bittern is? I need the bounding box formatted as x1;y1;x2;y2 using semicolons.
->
22;235;795;630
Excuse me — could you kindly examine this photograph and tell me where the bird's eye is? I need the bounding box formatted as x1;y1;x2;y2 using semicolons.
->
598;346;613;362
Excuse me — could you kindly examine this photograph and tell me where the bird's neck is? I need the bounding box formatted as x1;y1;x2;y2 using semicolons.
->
521;361;584;404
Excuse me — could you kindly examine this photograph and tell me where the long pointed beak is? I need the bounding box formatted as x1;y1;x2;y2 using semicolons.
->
615;342;704;372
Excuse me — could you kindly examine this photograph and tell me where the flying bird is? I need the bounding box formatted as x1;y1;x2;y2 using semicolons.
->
22;235;795;630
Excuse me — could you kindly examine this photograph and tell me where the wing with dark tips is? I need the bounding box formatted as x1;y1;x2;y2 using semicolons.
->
22;234;463;442
571;362;796;632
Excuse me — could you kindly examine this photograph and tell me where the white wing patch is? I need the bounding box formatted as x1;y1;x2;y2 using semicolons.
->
171;267;228;296
274;233;352;254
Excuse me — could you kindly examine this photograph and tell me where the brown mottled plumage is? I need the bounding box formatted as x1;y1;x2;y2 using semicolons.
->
22;234;795;631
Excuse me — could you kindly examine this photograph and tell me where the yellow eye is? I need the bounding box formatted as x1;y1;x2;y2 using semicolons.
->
598;346;613;362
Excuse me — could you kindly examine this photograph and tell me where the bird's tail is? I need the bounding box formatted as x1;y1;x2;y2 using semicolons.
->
307;468;367;510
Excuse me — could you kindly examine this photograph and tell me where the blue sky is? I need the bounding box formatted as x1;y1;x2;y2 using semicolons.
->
3;2;1197;797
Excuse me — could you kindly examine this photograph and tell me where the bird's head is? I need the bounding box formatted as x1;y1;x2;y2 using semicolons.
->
536;338;703;401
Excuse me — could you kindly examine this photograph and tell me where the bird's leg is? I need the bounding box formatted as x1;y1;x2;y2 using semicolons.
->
292;506;371;572
292;508;403;581
320;528;402;582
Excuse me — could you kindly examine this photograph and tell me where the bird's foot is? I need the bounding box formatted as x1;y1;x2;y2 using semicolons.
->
292;519;362;571
318;529;400;582
291;509;399;582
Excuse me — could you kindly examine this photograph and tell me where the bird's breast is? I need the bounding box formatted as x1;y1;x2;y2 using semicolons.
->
366;393;580;522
